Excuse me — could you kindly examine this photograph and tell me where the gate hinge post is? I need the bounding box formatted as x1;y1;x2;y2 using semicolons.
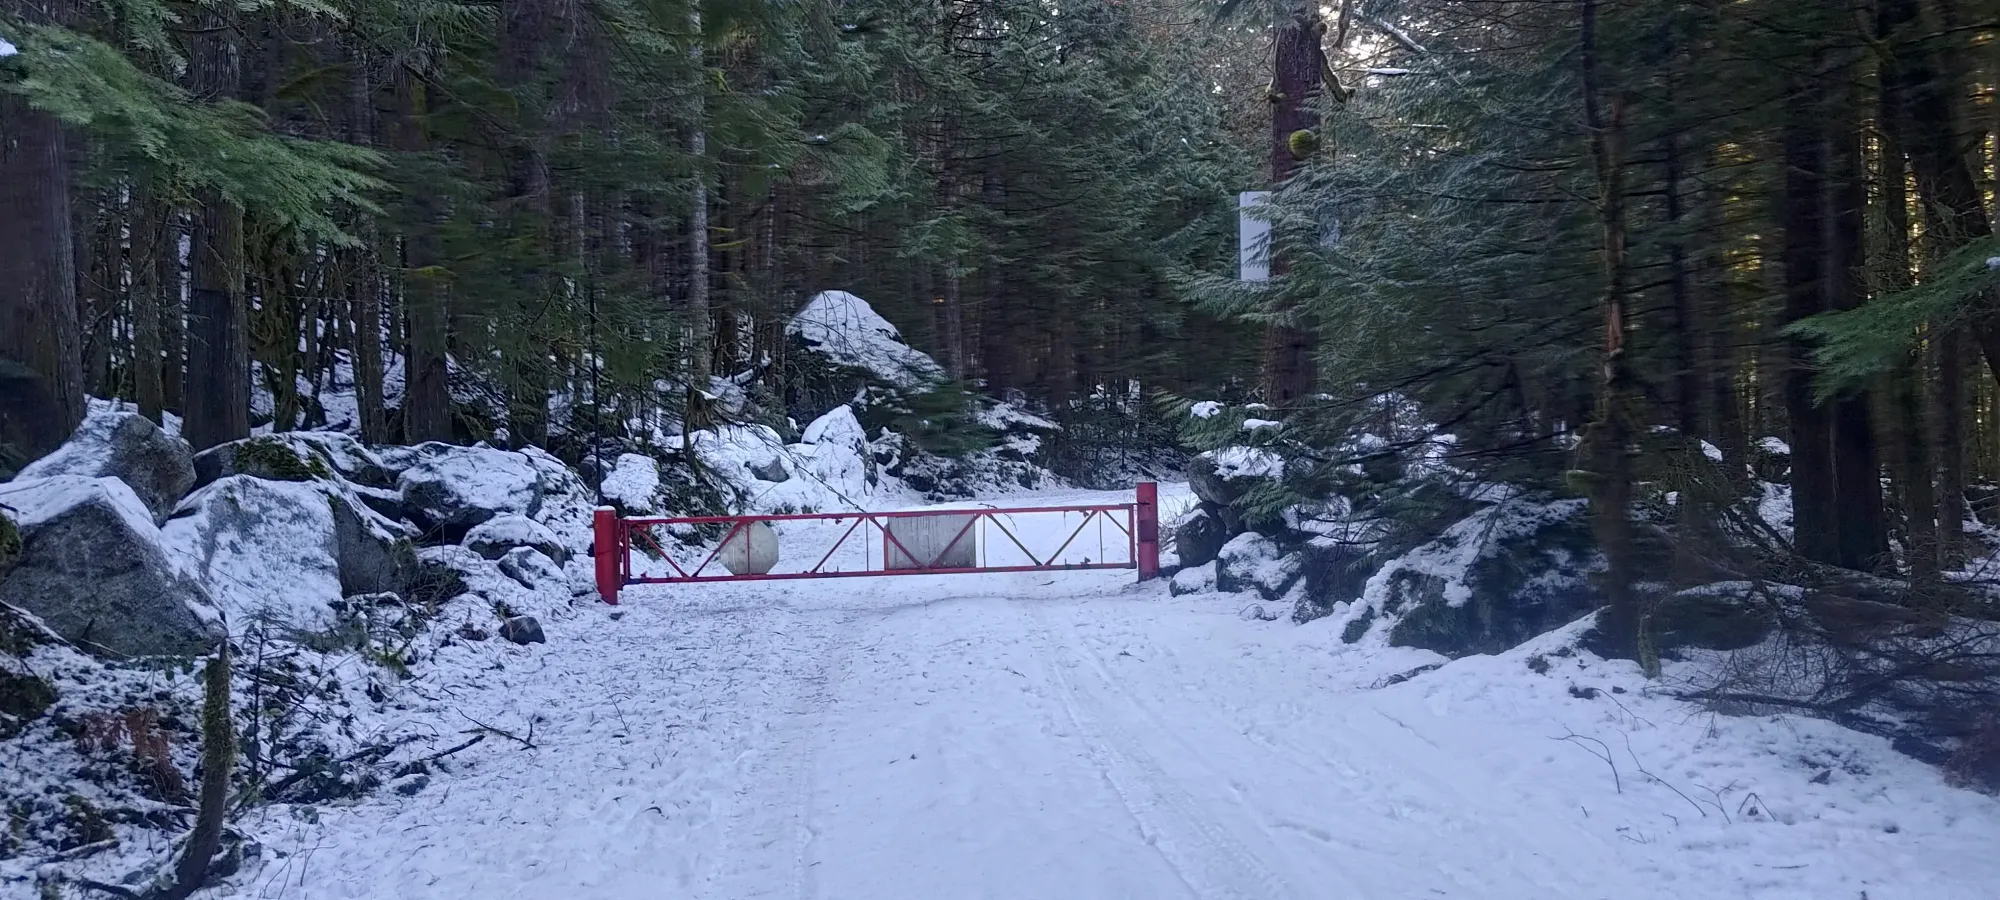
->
593;506;622;604
1135;482;1161;581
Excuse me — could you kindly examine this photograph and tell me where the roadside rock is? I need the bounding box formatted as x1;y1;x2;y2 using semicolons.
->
1214;532;1301;603
500;615;546;645
497;546;566;592
1170;561;1218;596
164;476;415;631
1173;504;1232;568
464;514;569;565
397;444;543;536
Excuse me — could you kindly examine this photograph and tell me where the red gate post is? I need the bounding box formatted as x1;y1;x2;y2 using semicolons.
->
592;506;622;605
1135;482;1161;581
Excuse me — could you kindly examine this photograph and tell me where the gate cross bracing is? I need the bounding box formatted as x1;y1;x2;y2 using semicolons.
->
591;483;1162;604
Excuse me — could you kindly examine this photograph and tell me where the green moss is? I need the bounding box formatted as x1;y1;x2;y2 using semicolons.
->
1287;129;1320;159
234;436;332;481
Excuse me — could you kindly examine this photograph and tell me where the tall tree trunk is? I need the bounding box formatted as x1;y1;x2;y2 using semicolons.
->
1826;74;1889;572
1699;186;1749;483
982;167;1014;394
686;5;713;393
349;50;387;443
161;207;186;415
1263;0;1324;407
399;78;451;443
1879;0;2000;382
133;188;166;423
183;10;251;451
0;0;86;464
1881;123;1940;578
1937;330;1968;561
1580;0;1644;669
1781;71;1839;566
500;0;553;449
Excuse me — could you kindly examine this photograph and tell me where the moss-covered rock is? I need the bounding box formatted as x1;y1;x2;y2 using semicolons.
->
193;434;334;487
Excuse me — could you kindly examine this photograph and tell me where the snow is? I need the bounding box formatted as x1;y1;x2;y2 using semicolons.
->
1702;439;1724;462
1241;418;1283;431
14;411;127;483
1759;436;1791;456
788;290;946;388
600;453;662;513
0;39;16;58
225;484;2000;900
0;475;156;538
1190;401;1223;419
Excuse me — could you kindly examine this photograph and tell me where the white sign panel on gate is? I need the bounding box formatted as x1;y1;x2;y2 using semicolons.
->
1239;190;1272;282
886;513;978;570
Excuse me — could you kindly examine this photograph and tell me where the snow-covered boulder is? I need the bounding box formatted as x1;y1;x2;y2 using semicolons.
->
416;545;547;619
1214;532;1302;603
1173;504;1232;568
1292;540;1374;624
498;546;565;592
1336;498;1601;657
397;443;543;534
601;453;663;515
0;476;223;657
463;514;568;565
749;456;792;483
690;406;883;514
164;476;418;632
1170;561;1217;596
18;407;194;522
788;290;945;390
783;290;952;427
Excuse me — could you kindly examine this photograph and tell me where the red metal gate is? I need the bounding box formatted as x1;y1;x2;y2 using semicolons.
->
591;483;1161;604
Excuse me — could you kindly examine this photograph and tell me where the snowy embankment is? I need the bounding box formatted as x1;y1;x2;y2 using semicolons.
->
229;485;2000;900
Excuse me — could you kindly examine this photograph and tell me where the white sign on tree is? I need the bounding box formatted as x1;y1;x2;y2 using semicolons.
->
1239;191;1272;282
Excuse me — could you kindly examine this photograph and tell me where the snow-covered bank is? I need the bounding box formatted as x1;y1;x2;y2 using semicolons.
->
209;487;2000;900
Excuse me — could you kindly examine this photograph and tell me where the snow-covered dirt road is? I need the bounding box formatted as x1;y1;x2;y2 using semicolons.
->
250;487;2000;900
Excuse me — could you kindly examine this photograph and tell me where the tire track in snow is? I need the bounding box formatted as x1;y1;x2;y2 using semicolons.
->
691;604;865;900
1024;603;1303;900
1044;603;1646;900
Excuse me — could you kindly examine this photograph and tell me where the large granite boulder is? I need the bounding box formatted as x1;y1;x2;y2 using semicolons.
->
19;407;195;522
164;476;416;631
0;476;222;657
